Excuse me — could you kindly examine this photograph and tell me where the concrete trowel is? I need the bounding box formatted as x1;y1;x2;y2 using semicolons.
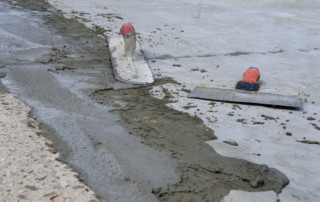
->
188;67;303;108
108;23;154;84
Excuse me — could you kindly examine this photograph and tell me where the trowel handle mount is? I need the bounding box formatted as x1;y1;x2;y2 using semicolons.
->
120;23;137;58
121;23;136;38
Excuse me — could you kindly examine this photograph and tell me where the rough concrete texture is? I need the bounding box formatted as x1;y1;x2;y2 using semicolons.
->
44;0;320;201
91;82;290;201
0;93;99;201
1;0;289;201
2;0;320;201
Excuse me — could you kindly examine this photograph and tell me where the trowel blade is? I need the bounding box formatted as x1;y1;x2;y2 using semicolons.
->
188;86;303;108
108;38;154;84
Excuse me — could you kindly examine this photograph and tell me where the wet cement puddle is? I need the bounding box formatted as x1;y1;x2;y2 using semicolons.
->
1;0;288;201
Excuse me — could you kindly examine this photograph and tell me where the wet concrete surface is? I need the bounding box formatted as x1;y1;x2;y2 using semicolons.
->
1;0;289;201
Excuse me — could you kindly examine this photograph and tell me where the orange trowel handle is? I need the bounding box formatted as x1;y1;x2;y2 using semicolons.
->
239;67;260;84
121;23;136;38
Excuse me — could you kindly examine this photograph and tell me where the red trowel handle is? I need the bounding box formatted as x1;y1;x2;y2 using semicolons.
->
235;67;260;91
121;23;136;38
241;67;260;83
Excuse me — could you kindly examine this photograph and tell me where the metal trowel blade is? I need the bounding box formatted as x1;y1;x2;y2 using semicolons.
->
108;38;154;85
188;86;303;108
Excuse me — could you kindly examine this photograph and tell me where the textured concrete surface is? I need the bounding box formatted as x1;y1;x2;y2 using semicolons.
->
2;0;320;201
45;0;320;201
0;93;99;201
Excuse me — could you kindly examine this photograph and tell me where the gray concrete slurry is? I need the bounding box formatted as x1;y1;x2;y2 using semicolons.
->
1;0;290;201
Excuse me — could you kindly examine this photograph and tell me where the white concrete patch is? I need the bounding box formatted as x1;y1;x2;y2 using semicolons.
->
221;190;277;202
45;0;320;201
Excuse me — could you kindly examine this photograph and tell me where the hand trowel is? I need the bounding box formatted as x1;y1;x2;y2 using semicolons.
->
108;23;154;84
188;67;303;108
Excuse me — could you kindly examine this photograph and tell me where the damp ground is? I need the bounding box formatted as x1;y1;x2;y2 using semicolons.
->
1;0;288;201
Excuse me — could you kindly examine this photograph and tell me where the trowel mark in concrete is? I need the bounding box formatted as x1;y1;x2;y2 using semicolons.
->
91;80;289;201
